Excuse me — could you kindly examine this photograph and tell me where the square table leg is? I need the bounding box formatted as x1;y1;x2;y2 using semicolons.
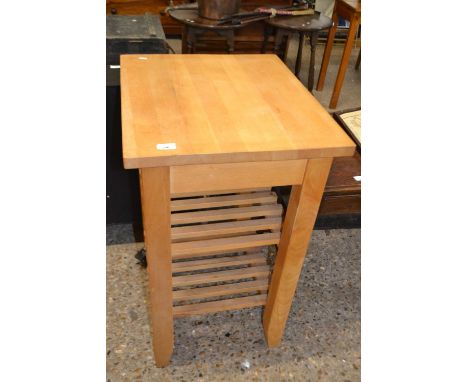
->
263;157;333;347
139;167;174;367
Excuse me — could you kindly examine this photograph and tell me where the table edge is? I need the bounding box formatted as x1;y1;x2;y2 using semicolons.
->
123;146;356;169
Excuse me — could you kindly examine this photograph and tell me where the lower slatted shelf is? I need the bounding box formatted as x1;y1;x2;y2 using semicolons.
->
170;188;281;317
173;265;270;287
172;252;267;272
173;294;268;317
172;279;269;301
172;232;280;259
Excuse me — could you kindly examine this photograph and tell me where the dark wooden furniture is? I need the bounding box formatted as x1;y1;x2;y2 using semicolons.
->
106;14;168;225
168;8;249;53
276;150;360;219
317;107;361;216
106;0;292;53
316;0;361;109
106;13;168;65
263;12;332;91
276;107;361;224
319;151;360;216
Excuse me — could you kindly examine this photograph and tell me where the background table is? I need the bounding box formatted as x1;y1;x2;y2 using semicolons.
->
168;8;248;53
316;0;361;109
263;12;332;91
120;54;355;367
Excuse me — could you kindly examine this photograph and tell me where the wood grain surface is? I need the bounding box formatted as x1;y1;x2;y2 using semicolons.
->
170;160;307;194
139;167;173;367
120;54;355;168
263;157;333;347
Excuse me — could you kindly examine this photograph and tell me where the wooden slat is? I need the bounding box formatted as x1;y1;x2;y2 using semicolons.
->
171;188;270;199
170;191;277;212
172;253;267;273
170;160;307;194
172;279;269;301
172;265;270;287
171;204;283;225
173;294;268;317
171;217;282;241
172;232;280;259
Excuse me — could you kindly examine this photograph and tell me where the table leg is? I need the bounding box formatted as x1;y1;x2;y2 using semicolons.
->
329;15;360;108
316;8;338;91
186;27;196;54
140;167;173;367
355;48;361;70
263;158;333;347
226;30;235;54
262;25;273;54
274;29;288;62
181;26;188;54
307;32;318;91
295;32;304;76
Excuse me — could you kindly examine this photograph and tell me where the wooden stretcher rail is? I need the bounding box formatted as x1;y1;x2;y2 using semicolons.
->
171;188;270;199
170;160;307;194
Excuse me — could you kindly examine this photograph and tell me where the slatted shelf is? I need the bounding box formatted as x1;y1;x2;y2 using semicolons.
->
173;294;268;317
172;232;280;260
170;189;280;317
172;279;268;301
172;252;267;273
171;191;277;212
173;265;270;287
172;217;282;241
171;204;283;225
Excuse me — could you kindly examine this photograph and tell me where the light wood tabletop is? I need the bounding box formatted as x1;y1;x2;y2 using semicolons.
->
120;54;355;168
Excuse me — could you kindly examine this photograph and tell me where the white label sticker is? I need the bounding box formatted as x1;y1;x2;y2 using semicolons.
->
353;176;361;182
110;65;120;69
156;143;176;150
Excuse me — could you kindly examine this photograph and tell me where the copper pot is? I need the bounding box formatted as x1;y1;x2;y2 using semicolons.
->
198;0;241;20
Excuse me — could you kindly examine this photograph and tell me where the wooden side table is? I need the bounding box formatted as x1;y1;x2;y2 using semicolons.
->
168;8;249;53
316;0;361;109
120;54;355;367
262;13;332;91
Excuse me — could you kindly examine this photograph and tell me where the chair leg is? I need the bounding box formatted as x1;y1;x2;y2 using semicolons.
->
295;32;305;76
262;25;273;53
355;48;361;70
316;5;338;91
308;32;318;91
329;16;360;109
